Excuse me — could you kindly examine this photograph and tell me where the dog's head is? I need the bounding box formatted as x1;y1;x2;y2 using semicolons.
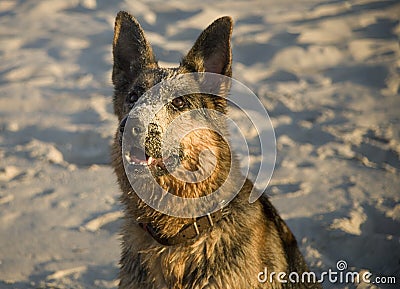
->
112;12;234;200
112;12;232;119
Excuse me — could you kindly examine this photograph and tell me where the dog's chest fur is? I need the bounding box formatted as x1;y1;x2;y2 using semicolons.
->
119;190;288;289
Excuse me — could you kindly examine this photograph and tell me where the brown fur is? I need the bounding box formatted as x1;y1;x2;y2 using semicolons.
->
111;11;322;289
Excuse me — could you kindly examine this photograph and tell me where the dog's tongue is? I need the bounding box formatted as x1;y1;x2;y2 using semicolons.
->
128;155;147;165
125;146;168;169
147;156;166;169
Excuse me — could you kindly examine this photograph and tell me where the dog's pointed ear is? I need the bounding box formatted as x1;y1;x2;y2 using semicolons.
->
181;16;233;76
112;11;156;88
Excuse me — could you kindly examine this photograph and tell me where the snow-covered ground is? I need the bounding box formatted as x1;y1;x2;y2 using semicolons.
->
0;0;399;288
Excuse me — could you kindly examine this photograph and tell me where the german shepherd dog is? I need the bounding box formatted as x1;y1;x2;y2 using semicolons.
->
111;11;321;289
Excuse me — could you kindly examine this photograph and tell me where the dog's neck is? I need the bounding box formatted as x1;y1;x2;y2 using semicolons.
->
138;209;226;246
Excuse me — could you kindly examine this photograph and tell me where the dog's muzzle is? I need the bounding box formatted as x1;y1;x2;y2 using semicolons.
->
119;115;181;176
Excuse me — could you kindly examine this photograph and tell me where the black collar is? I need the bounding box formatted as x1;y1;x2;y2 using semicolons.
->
139;210;224;246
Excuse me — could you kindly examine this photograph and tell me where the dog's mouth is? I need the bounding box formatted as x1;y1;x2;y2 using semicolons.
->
124;146;179;176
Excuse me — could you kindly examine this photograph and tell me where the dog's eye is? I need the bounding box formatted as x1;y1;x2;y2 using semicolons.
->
171;97;186;109
127;91;139;104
